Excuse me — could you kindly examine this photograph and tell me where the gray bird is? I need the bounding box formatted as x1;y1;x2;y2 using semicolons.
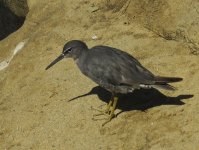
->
46;40;182;125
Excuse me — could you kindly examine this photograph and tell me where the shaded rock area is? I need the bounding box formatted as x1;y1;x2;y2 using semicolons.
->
0;0;199;150
0;0;28;40
0;0;28;17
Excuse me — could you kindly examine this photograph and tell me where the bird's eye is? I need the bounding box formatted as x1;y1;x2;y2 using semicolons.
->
67;47;72;53
63;47;72;54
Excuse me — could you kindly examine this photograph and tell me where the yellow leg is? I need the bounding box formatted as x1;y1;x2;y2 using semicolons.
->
91;95;113;115
102;96;118;126
105;95;114;113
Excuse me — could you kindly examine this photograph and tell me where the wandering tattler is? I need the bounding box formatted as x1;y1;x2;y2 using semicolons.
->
46;40;182;125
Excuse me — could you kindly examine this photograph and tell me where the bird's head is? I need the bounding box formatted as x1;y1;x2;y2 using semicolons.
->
45;40;88;70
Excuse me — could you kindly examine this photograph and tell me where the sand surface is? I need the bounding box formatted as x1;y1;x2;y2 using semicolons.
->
0;0;199;149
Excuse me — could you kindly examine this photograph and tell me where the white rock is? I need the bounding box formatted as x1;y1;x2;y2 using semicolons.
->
91;35;98;40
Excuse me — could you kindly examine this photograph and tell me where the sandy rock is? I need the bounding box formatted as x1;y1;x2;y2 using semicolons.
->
0;0;198;149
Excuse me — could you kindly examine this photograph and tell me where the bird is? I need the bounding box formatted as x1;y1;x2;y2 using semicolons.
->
46;40;183;125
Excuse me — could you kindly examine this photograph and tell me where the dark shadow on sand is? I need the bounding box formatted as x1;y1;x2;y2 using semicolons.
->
0;4;26;40
68;86;193;112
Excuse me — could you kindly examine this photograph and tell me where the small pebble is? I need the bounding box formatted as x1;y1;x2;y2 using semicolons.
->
92;35;98;40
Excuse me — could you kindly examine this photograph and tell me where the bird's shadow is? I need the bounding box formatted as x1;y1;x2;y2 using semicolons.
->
68;86;193;113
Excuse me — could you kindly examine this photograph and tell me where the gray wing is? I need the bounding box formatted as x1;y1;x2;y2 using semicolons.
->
82;46;155;88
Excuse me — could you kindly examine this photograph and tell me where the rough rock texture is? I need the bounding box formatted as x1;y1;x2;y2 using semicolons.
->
0;0;27;40
0;0;199;149
106;0;199;55
0;0;28;17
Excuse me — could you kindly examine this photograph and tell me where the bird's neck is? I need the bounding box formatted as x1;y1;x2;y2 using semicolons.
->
73;48;88;60
74;49;88;72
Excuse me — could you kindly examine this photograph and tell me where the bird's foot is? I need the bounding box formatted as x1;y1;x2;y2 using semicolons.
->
91;106;116;126
102;113;115;126
91;106;109;115
92;113;116;125
91;96;118;126
91;106;111;121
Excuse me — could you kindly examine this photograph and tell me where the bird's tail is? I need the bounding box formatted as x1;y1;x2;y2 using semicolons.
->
155;76;183;83
152;76;183;91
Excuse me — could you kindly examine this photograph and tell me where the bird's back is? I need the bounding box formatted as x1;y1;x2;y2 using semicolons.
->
77;45;156;91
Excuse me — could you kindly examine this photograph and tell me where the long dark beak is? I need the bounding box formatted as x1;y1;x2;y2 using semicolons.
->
46;53;64;70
